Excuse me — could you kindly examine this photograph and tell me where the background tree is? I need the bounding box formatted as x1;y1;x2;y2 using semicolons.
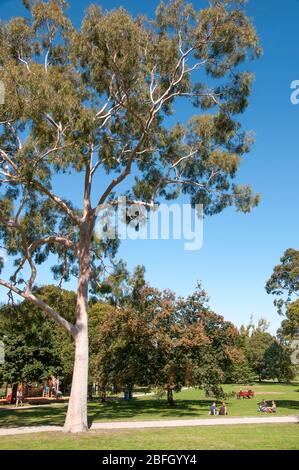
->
177;285;246;396
225;321;255;384
278;300;299;340
266;249;299;371
225;361;255;385
146;287;195;404
0;285;74;399
266;249;299;315
89;300;157;400
241;318;276;382
0;0;260;431
262;341;295;383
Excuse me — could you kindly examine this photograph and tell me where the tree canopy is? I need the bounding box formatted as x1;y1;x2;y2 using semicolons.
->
90;278;251;402
266;249;299;313
266;249;299;340
0;0;260;306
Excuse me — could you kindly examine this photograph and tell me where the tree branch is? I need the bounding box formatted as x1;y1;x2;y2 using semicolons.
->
0;279;77;337
30;180;81;225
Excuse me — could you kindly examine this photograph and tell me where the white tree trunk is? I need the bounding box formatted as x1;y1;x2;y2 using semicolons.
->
64;226;91;433
63;323;89;433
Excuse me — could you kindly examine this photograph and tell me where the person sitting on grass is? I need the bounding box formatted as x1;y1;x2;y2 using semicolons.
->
258;400;268;412
209;402;217;416
219;402;228;416
266;401;277;413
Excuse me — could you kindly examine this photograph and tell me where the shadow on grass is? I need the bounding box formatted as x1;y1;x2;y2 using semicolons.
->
87;399;213;427
0;399;213;428
274;400;299;412
1;396;298;429
0;405;68;428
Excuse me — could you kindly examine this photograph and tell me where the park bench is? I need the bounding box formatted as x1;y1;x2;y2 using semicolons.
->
237;390;254;399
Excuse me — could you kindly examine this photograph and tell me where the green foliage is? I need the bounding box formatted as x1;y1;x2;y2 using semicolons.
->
0;0;261;300
266;249;299;316
262;341;296;383
2;278;294;398
238;317;295;383
0;286;74;388
225;361;255;385
242;320;275;381
90;278;247;400
278;300;299;340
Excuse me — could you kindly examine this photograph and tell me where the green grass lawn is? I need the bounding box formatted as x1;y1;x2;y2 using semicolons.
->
0;383;298;450
0;382;298;429
0;424;299;450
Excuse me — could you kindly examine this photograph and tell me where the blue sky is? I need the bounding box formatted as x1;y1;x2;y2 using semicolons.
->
0;0;298;334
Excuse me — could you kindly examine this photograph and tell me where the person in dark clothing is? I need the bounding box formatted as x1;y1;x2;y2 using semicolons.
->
219;402;228;416
209;402;217;415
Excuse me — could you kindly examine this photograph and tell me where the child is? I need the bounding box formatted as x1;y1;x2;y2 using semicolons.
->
16;388;24;407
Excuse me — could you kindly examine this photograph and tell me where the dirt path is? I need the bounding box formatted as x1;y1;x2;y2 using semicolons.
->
0;415;298;436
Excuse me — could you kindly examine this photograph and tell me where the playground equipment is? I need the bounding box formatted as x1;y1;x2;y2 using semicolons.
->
4;376;62;403
43;376;60;398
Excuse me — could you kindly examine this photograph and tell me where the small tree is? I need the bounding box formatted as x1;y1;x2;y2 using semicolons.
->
0;0;260;431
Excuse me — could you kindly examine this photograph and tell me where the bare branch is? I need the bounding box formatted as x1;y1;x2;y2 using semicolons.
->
171;149;198;169
18;52;30;72
0;279;77;337
164;177;205;188
30;180;81;225
29;236;77;253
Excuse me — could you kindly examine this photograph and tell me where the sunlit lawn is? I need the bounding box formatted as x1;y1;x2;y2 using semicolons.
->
0;382;298;429
0;424;299;450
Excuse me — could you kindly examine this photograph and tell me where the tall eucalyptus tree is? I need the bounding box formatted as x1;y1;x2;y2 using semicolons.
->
0;0;260;431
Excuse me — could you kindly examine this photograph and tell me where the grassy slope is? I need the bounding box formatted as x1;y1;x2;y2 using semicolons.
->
0;424;299;450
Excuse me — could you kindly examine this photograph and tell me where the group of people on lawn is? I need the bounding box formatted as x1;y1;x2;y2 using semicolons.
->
209;402;228;416
258;400;276;413
209;399;277;416
15;386;277;415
